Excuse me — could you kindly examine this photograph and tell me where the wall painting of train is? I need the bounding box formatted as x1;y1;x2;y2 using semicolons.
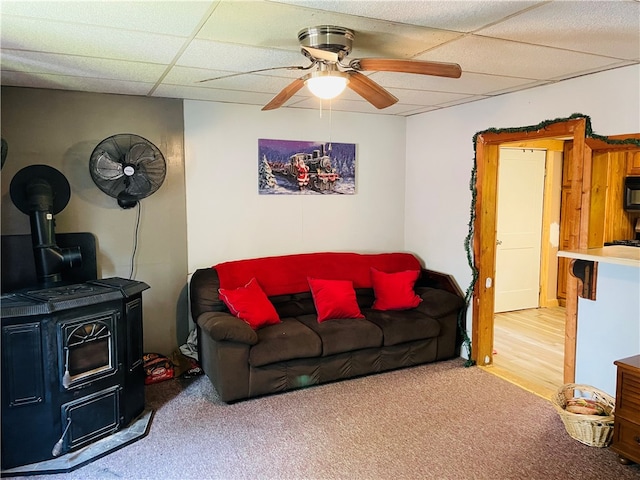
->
258;139;356;195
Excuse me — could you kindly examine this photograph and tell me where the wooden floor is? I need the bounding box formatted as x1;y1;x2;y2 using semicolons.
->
481;306;565;400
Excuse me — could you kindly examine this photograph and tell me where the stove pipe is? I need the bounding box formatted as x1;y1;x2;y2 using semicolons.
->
25;178;81;284
10;165;82;286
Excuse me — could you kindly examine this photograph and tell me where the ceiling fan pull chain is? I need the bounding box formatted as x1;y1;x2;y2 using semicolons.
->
328;100;333;148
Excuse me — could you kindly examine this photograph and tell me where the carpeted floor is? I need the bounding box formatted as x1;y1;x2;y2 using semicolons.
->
6;358;640;480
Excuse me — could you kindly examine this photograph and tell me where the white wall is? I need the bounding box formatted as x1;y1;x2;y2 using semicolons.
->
405;65;640;348
184;102;407;273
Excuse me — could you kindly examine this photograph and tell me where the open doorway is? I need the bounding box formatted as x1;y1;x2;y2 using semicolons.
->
471;116;589;386
470;116;640;397
491;146;565;398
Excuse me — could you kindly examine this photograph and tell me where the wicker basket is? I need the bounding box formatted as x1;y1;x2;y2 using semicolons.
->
551;383;616;447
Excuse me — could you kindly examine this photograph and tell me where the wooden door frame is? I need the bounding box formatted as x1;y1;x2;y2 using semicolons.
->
471;118;588;383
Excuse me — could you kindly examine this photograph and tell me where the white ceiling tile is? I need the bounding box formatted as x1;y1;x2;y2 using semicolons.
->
433;94;491;108
1;1;216;36
0;70;155;96
289;96;403;115
384;87;472;106
401;105;443;116
547;61;638;82
198;0;462;58
163;66;308;94
289;93;464;116
1;50;166;82
385;104;441;116
1;16;187;63
370;71;541;95
416;35;626;80
271;0;545;33
483;79;551;96
376;103;442;116
153;83;277;105
176;39;305;72
478;1;640;60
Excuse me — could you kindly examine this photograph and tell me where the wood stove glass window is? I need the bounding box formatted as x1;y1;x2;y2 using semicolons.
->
59;312;116;389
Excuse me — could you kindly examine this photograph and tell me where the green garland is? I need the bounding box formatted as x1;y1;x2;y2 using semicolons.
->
460;113;640;368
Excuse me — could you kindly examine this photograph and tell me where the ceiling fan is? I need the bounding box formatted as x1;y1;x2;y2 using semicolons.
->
199;25;462;111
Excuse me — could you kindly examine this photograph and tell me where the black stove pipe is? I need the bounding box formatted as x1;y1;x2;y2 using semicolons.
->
24;177;81;285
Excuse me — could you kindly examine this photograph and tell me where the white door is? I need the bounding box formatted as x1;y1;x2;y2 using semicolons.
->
494;148;546;313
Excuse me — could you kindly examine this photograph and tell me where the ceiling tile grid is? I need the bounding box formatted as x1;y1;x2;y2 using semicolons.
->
1;0;638;116
476;0;640;60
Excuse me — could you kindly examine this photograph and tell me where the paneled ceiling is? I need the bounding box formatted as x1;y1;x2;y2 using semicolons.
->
1;0;638;116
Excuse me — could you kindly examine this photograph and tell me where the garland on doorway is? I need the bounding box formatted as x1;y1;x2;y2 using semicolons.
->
460;113;640;368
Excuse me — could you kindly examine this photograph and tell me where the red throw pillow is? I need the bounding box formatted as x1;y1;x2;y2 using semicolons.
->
218;277;281;329
307;277;365;323
371;268;422;311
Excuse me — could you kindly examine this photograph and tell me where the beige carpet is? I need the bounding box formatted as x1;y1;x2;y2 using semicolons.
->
7;358;639;480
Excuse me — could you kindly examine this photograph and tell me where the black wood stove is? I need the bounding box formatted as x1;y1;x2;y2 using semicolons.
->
2;164;153;474
1;277;149;473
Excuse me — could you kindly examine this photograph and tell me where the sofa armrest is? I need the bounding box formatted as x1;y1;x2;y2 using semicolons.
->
417;268;464;298
197;311;258;345
190;267;226;319
414;287;465;319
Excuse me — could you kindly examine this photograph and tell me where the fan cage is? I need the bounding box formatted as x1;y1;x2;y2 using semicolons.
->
89;134;166;205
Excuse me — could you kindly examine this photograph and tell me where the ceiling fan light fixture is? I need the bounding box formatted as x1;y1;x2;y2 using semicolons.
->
305;71;349;100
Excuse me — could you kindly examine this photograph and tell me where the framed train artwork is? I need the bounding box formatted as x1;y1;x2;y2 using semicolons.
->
258;139;356;195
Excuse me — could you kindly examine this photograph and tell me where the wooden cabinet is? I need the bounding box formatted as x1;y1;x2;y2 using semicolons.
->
611;355;640;465
589;150;636;246
557;142;640;305
627;151;640;176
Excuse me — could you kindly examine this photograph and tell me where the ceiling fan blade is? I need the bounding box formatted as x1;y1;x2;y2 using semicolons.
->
350;58;462;78
262;77;306;111
346;71;398;109
301;46;339;63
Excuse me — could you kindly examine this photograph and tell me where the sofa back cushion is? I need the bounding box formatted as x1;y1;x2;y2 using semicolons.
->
214;252;421;296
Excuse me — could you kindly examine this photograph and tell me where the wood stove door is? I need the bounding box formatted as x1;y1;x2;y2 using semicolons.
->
58;310;118;390
61;385;120;453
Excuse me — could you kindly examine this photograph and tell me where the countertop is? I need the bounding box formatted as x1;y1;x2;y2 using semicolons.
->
557;245;640;268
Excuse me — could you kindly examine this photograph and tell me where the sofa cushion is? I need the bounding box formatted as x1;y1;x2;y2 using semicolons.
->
308;277;365;322
363;309;441;346
219;277;281;330
271;292;317;317
298;314;383;356
371;268;422;311
249;318;322;367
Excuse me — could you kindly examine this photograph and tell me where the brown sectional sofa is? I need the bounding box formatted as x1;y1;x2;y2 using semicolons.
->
189;252;465;402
